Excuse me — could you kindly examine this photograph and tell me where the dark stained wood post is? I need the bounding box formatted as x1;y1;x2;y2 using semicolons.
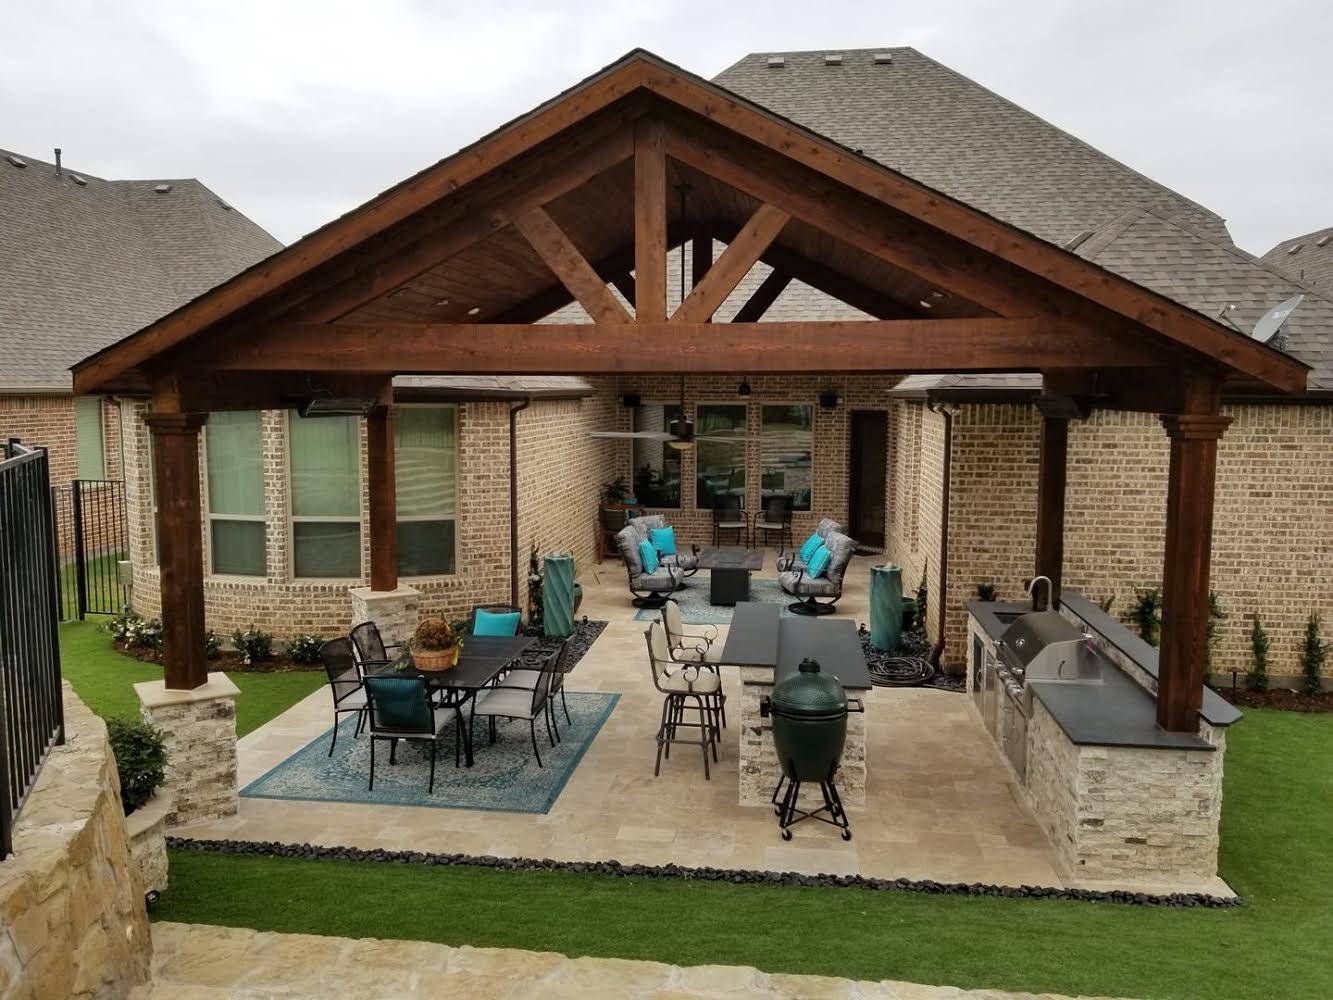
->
145;412;209;690
366;405;399;592
1157;378;1230;732
634;119;667;324
1034;414;1069;608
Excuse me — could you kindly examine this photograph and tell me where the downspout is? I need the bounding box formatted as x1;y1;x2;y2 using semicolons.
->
508;395;532;607
927;401;954;670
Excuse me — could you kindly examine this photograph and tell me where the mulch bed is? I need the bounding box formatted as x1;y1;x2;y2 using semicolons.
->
1216;687;1333;713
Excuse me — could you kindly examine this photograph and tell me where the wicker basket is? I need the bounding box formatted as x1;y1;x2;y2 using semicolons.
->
413;646;458;672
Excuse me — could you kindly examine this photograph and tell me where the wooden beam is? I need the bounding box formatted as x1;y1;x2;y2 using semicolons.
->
673;204;789;324
144;412;209;690
634;119;668;323
366;405;399;592
142;371;393;413
1034;414;1068;608
732;269;793;323
197;318;1172;375
512;207;632;324
1157;374;1229;731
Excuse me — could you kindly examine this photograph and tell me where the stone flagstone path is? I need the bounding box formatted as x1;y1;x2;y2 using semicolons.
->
132;922;1133;999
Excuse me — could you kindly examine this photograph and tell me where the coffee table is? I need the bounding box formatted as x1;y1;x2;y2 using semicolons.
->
697;547;764;605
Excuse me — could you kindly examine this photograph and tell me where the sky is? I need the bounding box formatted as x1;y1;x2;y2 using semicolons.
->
0;0;1328;254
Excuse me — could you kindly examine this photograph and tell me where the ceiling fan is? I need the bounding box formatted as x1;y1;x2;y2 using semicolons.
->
589;376;755;451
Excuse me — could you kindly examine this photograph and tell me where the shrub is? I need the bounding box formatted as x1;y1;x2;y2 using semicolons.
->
286;634;325;665
1124;587;1162;647
414;617;457;651
107;718;169;815
230;625;274;666
1248;615;1270;692
1098;595;1115;614
205;630;222;659
915;565;928;631
1300;613;1327;696
975;582;996;602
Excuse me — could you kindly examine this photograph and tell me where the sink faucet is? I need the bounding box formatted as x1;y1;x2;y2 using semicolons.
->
1028;575;1053;612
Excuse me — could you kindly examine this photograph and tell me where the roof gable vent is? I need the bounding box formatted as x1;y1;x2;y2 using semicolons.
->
217;198;232;211
824;53;843;66
6;154;26;169
70;173;87;186
153;183;172;194
1316;234;1332;248
766;55;785;68
1286;243;1303;255
872;52;893;64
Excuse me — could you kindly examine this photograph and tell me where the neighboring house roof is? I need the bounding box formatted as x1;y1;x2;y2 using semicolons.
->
1262;226;1333;290
0;148;279;392
714;48;1231;248
1073;208;1333;392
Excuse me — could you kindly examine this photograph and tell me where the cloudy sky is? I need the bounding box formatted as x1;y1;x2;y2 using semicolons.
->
1;0;1327;253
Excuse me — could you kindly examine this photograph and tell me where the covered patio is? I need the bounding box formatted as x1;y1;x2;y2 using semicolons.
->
73;51;1305;895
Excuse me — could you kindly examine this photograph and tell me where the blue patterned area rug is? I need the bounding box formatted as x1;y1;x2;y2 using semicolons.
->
241;692;619;814
633;577;805;624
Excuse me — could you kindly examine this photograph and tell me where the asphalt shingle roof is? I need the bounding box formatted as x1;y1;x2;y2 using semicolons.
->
1262;226;1333;291
0;149;279;392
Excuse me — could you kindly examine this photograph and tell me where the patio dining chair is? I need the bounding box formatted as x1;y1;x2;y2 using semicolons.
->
469;648;557;768
505;638;572;738
753;494;795;552
645;621;721;780
318;637;368;756
350;620;403;672
711;493;749;547
363;675;459;794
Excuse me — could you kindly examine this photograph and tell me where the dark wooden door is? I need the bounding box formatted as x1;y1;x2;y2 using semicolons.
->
849;410;887;548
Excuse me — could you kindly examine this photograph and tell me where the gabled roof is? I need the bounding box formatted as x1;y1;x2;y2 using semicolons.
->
70;49;1306;397
1262;226;1333;291
715;48;1232;248
1074;208;1333;391
0;148;279;392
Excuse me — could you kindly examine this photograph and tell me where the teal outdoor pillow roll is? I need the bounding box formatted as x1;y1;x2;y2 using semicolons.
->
806;543;832;579
798;531;823;563
638;538;660;574
473;609;521;636
648;526;677;556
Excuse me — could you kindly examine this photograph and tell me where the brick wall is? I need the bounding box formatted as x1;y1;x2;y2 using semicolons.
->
888;398;1333;682
0;393;124;484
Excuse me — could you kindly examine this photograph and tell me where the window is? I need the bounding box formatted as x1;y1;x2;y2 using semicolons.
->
395;407;457;576
695;404;747;509
631;404;682;508
205;411;266;575
74;396;105;480
289;413;361;577
761;404;813;510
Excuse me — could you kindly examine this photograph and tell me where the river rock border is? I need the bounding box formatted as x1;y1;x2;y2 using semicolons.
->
169;836;1241;909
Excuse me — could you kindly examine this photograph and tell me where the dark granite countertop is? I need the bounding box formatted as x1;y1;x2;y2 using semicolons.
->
967;596;1222;751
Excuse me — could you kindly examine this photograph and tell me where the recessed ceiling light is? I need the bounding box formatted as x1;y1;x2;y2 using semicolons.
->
434;298;450;307
918;300;933;310
467;306;481;316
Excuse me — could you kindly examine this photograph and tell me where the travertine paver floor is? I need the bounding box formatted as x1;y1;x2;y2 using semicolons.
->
177;554;1067;888
132;921;1134;999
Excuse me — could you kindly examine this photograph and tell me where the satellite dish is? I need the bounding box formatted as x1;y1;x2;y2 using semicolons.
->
1251;294;1304;343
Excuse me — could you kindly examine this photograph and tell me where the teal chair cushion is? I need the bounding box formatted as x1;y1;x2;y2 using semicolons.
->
638;539;660;574
798;531;823;563
474;609;521;636
649;526;677;556
806;544;832;579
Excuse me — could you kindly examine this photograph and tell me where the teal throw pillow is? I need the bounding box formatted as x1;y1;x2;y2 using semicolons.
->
638;539;660;574
806;544;832;579
798;531;823;563
473;609;521;636
649;526;677;556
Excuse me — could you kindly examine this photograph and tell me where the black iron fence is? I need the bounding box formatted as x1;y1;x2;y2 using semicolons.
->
52;479;128;619
0;440;65;857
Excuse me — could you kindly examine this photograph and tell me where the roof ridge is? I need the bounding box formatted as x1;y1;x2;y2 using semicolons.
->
892;47;1229;236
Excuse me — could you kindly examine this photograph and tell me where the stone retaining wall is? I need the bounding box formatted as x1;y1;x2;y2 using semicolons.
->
0;685;152;999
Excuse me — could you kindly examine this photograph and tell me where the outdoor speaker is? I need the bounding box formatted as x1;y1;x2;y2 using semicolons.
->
819;391;839;409
621;393;641;408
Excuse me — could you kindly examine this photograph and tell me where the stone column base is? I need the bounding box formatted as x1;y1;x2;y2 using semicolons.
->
135;672;240;827
349;584;422;648
737;667;869;808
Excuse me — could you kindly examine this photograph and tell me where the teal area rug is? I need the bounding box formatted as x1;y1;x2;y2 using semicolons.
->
634;577;805;624
241;691;619;814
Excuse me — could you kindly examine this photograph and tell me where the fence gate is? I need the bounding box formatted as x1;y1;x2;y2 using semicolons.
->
52;478;129;619
0;440;65;856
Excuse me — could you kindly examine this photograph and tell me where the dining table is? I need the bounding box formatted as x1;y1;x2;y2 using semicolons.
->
366;634;537;767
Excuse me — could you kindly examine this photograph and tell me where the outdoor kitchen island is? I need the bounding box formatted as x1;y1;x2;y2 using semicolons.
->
722;603;873;808
967;592;1242;892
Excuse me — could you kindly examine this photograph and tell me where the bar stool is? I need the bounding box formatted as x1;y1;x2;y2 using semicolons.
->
644;621;721;779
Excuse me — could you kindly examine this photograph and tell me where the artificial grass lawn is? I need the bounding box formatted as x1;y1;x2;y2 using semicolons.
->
59;619;325;737
153;708;1333;1000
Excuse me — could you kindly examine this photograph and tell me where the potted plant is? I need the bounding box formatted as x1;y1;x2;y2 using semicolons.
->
410;617;459;671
